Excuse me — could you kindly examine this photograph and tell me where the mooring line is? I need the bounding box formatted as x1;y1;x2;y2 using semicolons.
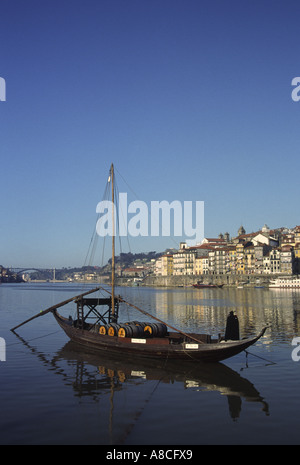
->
7;330;61;347
244;349;276;365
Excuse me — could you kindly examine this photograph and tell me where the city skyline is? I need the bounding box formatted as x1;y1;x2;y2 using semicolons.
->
1;1;300;268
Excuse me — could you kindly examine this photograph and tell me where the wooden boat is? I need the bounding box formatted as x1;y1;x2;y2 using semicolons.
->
11;164;268;363
52;305;267;363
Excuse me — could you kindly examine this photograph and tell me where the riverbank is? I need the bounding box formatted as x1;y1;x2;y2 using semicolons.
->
13;273;293;288
116;274;282;288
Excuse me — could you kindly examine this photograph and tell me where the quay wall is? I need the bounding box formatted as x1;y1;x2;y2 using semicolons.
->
140;274;282;288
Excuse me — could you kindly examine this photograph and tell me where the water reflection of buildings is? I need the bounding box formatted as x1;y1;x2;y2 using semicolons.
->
153;288;300;345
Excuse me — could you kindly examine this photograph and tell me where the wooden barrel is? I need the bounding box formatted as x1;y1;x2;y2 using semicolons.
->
99;324;110;335
118;324;129;338
108;323;120;337
125;321;147;328
144;324;154;336
119;323;144;338
156;323;168;337
130;324;144;338
144;323;168;337
134;321;149;329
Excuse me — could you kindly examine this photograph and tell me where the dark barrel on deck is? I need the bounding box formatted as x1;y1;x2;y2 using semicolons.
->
144;323;168;338
118;323;144;338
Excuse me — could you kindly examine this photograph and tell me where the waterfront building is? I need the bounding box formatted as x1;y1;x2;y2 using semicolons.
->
194;255;209;275
188;244;215;256
228;246;237;274
185;250;195;275
173;248;196;275
213;247;228;275
251;233;278;248
172;251;184;275
161;254;173;276
244;242;255;274
155;257;163;276
263;253;271;274
294;225;300;244
280;245;295;275
123;267;147;278
194;257;201;275
234;231;257;244
253;243;268;273
294;242;300;274
281;233;295;248
201;237;227;248
294;242;300;257
269;248;281;274
236;242;245;274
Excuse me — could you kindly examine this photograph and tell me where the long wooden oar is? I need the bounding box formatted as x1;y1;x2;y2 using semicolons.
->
10;286;102;332
99;285;205;345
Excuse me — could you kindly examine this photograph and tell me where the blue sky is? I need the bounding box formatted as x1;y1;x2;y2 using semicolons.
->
1;0;300;268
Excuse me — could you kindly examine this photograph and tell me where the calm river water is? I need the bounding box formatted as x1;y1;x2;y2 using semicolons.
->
1;282;300;445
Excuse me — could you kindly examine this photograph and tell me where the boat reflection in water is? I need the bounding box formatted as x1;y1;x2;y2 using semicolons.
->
13;329;270;443
55;342;269;423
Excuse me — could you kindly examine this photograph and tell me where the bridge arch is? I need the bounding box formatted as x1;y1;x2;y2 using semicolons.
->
15;268;51;275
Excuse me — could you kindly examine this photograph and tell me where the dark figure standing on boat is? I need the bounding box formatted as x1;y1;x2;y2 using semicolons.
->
225;311;240;341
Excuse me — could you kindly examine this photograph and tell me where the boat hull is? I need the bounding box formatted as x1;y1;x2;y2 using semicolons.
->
53;310;267;363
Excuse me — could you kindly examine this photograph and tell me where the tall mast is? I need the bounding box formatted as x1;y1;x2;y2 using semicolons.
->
111;163;115;317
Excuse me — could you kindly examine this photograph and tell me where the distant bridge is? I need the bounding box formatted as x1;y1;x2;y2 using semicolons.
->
10;268;55;276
